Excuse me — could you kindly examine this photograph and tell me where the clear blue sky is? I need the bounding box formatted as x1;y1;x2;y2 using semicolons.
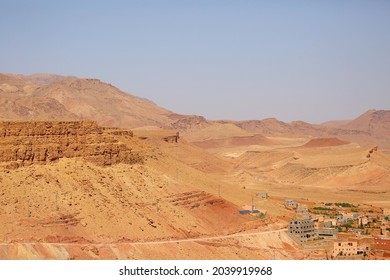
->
1;0;389;123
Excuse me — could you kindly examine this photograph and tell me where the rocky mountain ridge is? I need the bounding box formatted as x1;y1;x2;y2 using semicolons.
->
1;73;389;147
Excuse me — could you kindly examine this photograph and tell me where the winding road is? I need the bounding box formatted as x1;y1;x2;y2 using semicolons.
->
0;228;288;246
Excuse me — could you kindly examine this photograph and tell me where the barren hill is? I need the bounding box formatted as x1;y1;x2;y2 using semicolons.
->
321;120;350;128
301;137;350;148
10;73;71;85
341;110;390;142
266;145;390;190
0;74;178;128
235;118;352;138
0;121;262;247
1;73;389;148
233;114;389;148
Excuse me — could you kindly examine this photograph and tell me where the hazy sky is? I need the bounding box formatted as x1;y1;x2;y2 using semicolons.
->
1;0;389;123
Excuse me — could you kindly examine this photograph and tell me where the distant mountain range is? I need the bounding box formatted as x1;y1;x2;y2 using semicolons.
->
1;73;389;148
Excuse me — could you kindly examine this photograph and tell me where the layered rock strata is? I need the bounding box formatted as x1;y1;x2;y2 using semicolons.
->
0;121;140;168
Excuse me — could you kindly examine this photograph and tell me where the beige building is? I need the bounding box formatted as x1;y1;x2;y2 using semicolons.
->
358;216;368;226
341;212;358;220
332;241;358;257
313;215;325;223
285;199;298;208
324;218;337;227
318;227;338;239
256;193;268;199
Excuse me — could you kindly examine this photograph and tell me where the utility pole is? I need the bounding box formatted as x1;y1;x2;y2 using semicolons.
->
27;200;31;217
56;192;59;211
156;199;160;213
25;188;31;217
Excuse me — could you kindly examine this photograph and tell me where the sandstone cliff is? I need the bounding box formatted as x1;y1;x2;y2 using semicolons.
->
0;121;141;168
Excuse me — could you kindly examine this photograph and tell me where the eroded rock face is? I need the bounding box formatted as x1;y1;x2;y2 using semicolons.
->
0;121;141;168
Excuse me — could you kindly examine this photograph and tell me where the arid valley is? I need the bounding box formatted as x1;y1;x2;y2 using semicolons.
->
1;73;390;260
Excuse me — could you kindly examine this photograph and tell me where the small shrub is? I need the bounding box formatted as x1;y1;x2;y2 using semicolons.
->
313;207;333;211
257;213;265;219
335;202;356;208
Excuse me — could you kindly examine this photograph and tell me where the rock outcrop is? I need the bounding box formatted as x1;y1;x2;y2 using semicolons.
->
0;121;141;168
